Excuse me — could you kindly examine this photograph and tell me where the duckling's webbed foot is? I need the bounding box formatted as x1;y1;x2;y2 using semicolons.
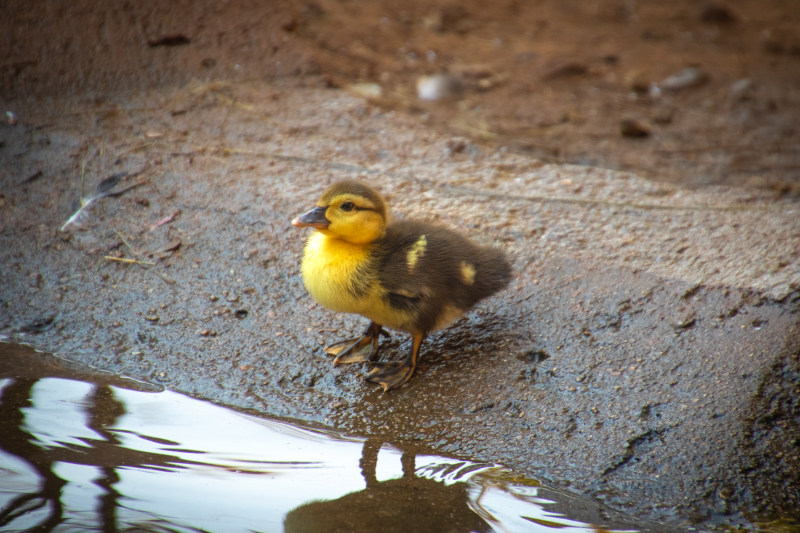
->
324;321;389;364
366;364;415;392
365;331;424;392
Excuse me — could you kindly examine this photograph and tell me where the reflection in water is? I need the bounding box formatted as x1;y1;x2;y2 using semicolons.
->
0;344;639;533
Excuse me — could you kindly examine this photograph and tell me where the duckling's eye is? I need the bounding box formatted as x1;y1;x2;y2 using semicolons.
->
340;201;356;212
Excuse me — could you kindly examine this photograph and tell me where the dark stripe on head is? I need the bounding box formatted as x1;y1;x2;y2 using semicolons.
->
319;180;387;219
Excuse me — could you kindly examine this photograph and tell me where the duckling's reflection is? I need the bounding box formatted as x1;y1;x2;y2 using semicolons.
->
285;439;491;533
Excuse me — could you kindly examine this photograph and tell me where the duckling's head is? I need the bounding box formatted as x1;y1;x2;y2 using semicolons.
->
292;181;388;244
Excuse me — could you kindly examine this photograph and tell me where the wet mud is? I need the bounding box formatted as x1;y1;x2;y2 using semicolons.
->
2;0;800;530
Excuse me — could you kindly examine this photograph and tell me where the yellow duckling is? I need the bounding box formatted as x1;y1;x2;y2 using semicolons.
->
291;180;511;391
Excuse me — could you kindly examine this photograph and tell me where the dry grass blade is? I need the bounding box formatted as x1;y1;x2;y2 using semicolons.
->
104;256;156;266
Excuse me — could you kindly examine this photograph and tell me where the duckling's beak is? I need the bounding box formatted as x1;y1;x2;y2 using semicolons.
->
291;206;330;230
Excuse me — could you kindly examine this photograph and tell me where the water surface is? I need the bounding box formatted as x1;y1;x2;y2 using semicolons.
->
0;343;643;532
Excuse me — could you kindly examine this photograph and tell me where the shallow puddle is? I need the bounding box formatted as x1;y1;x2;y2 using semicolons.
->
0;343;647;532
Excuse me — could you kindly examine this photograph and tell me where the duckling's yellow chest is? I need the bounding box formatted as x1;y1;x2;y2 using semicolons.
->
300;232;380;315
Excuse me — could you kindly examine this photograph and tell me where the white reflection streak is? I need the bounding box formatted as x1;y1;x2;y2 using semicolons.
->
467;480;637;533
374;444;404;483
469;481;589;533
109;387;364;471
415;456;498;486
104;387;370;531
27;378;98;450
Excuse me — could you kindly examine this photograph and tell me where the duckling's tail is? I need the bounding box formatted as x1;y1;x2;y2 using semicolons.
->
473;245;512;298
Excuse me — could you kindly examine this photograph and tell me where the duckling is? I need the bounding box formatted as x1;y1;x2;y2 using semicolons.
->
291;180;511;391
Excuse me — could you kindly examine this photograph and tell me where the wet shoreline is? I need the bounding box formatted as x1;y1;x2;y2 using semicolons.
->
0;343;652;532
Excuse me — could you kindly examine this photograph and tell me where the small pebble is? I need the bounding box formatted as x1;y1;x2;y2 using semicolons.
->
416;74;463;101
660;67;709;92
621;118;652;138
699;3;738;24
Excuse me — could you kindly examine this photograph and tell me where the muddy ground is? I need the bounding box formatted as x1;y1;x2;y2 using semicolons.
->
1;0;799;529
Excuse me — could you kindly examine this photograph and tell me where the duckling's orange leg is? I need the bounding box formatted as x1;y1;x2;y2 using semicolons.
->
366;331;424;392
324;321;389;364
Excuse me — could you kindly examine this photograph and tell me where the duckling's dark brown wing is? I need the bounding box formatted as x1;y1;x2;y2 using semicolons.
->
374;220;511;333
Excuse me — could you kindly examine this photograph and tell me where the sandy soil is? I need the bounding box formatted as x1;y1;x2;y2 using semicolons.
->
2;0;799;529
